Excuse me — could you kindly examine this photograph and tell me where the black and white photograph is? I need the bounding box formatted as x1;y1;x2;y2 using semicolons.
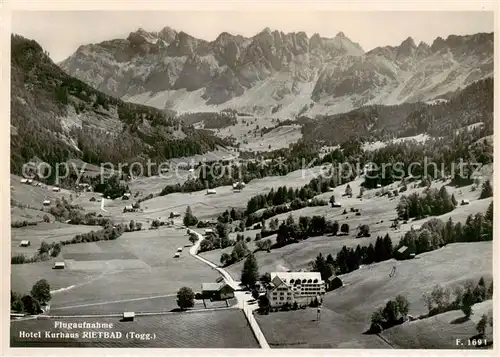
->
5;1;497;351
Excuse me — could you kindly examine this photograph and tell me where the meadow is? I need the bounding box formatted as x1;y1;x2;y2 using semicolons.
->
11;309;259;348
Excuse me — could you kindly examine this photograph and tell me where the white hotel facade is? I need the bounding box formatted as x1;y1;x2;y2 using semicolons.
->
266;272;325;307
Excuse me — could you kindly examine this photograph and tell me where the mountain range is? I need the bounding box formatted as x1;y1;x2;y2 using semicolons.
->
59;27;494;117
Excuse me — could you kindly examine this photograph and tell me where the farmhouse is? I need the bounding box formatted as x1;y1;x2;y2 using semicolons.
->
19;240;30;247
266;272;325;307
53;261;65;269
395;245;415;260
206;189;217;195
42;200;51;206
201;282;235;301
327;276;343;291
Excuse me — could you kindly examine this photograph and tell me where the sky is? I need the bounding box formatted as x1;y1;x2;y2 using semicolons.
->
11;10;495;62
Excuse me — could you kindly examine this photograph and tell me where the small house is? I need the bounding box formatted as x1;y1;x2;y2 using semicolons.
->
327;276;343;291
328;187;335;192
395;245;414;260
19;240;30;247
253;223;262;230
124;205;135;213
204;228;214;236
332;202;342;208
20;178;28;184
27;179;33;185
177;247;183;252
206;189;217;195
53;261;65;269
122;312;135;322
376;184;382;188
201;282;235;300
461;199;470;206
52;187;60;192
174;253;180;258
171;212;181;218
42;200;51;206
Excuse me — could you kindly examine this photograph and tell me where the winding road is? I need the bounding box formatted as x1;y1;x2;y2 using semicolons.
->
188;228;270;349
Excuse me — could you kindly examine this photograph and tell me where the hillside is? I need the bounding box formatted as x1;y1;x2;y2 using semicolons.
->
298;78;493;145
10;34;227;175
60;28;493;117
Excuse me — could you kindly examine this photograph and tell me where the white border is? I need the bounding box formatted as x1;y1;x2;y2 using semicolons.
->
1;1;499;357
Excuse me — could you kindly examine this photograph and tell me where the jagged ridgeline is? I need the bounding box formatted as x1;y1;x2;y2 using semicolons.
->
10;34;227;174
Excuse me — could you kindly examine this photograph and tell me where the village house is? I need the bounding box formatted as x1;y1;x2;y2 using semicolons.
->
201;282;235;301
266;272;325;307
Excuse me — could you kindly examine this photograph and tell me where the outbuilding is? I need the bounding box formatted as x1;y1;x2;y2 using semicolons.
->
42;200;51;206
122;312;135;321
201;282;235;301
20;240;31;247
174;253;180;258
53;261;65;269
52;187;60;192
206;189;217;195
327;276;343;291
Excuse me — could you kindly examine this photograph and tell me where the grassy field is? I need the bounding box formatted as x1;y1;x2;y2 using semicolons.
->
381;300;493;349
11;222;98;257
254;242;492;348
11;227;220;314
10;309;259;348
203;175;492;280
255;308;389;348
96;165;325;224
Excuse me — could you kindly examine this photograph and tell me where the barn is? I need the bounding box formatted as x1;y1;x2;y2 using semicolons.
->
53;261;65;269
201;282;235;301
327;276;343;291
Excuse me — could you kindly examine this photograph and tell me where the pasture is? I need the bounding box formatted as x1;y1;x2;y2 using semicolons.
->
11;228;220;314
381;300;493;349
204;175;492;280
98;165;325;223
11;222;98;257
10;174;72;210
10;309;259;348
255;242;492;348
